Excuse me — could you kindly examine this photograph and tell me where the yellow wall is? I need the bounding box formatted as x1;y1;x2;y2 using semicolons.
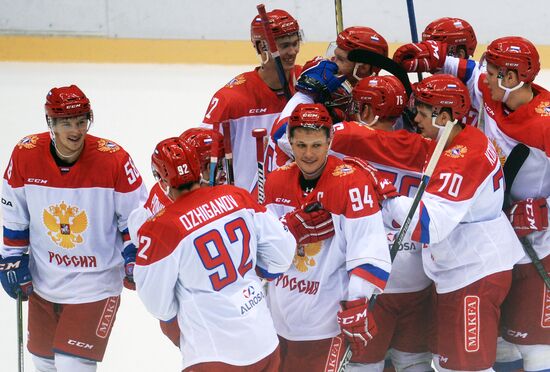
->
2;36;550;68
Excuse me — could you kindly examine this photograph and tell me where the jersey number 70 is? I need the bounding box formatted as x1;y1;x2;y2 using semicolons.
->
194;217;253;291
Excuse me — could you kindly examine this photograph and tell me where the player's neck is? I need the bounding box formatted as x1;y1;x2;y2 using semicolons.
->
444;124;464;148
504;85;534;112
258;63;290;91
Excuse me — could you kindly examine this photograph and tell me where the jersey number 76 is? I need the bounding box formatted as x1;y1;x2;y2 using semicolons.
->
194;217;253;291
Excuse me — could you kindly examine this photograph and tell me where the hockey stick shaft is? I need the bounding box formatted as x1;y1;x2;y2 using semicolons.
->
252;128;267;204
405;0;423;82
389;120;456;261
257;4;292;100
222;122;235;185
209;122;220;186
17;293;24;372
334;0;343;34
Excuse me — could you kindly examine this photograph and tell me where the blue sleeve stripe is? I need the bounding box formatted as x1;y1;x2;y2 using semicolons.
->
256;265;282;281
419;204;431;244
350;263;390;282
3;227;29;240
273;122;288;142
463;59;476;83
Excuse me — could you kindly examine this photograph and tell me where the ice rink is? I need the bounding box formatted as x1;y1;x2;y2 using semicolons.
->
1;61;550;371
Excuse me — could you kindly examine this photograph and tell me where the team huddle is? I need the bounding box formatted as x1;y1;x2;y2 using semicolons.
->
1;7;549;372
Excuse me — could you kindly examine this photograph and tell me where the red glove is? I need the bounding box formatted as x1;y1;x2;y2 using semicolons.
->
337;298;377;354
283;202;334;244
506;198;549;237
393;40;447;73
344;157;398;201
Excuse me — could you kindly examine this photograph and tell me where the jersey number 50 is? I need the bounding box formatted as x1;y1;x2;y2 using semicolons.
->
194;217;253;291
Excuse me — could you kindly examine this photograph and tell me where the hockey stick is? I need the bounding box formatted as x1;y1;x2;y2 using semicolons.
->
209;122;220;186
252;128;267;204
334;0;344;34
503;143;550;289
389;120;456;261
222;122;235;185
16;292;24;372
405;0;423;82
257;4;292;100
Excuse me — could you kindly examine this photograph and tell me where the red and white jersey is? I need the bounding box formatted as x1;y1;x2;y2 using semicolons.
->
446;56;550;263
264;156;391;340
127;182;172;245
201;67;301;192
2;132;147;303
134;185;295;369
265;91;313;174
330;122;434;293
384;125;524;293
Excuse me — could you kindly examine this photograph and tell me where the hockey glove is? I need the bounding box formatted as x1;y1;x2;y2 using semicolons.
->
282;201;335;244
393;41;448;73
0;254;33;300
296;57;346;104
344;157;398;202
337;298;377;355
122;245;137;290
506;198;549;237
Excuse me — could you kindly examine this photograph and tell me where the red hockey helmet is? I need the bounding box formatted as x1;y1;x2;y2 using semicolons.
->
151;137;202;188
250;9;300;43
353;76;407;119
414;74;471;120
484;36;540;83
422;17;477;57
179;128;224;167
336;27;388;57
288;103;333;133
45;85;92;119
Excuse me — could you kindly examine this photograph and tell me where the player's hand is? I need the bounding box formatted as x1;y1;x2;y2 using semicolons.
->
296;56;346;101
393;41;447;73
0;254;33;300
506;198;549;237
282;201;335;244
337;298;377;354
344;157;398;201
122;245;137;290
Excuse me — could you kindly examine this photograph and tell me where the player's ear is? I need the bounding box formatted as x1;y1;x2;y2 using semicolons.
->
505;69;519;85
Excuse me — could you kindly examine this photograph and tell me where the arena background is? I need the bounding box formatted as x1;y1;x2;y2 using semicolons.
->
0;0;548;370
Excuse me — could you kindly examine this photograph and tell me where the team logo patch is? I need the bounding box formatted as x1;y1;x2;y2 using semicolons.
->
541;276;550;328
17;135;39;150
97;139;120;153
294;241;321;272
277;163;294;172
43;201;88;249
464;295;480;352
225;74;246;88
445;145;468;159
332;164;355;177
535;101;550;117
96;296;120;338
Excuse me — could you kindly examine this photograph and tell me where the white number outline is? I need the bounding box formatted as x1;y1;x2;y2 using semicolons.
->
349;186;374;211
205;97;219;119
138;235;152;260
437;172;463;197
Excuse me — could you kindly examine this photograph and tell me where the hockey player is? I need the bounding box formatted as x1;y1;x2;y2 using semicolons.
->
201;9;302;192
328;26;389;86
264;103;391;371
0;85;147;372
420;17;480;127
381;75;524;371
394;35;550;372
133;137;300;371
329;76;434;371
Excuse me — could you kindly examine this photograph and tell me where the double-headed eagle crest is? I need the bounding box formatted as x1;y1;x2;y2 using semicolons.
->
43;201;88;249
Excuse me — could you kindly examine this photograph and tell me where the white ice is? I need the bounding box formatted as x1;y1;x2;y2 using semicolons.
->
1;62;550;371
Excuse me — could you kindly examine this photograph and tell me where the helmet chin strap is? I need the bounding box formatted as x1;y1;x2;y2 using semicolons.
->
498;77;524;103
359;115;379;127
352;63;364;82
432;117;458;140
48;126;84;160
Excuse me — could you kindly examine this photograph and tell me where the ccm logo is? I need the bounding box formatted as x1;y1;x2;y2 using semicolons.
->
27;178;48;184
68;339;94;349
506;329;528;338
464;295;480;352
249;108;267;114
339;308;367;325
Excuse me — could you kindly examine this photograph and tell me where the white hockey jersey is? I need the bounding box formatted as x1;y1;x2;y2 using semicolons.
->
134;185;295;369
444;56;550;263
330;122;434;293
2;133;147;303
201;67;301;193
264;156;391;341
384;125;524;293
127;182;171;245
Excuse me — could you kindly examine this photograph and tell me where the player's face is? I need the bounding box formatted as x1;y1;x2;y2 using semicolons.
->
290;128;331;180
484;63;505;101
333;47;372;85
51;115;89;156
414;105;440;139
200;160;226;186
276;34;300;72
